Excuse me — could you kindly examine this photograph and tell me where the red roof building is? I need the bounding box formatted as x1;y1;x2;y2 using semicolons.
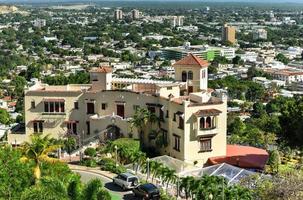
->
207;145;269;169
173;53;209;68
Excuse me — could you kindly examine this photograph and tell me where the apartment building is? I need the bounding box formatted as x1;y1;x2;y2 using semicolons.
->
264;68;303;84
114;9;123;20
8;54;227;166
161;44;235;61
222;24;236;44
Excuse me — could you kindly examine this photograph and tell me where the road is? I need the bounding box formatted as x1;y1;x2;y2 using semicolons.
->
72;170;136;200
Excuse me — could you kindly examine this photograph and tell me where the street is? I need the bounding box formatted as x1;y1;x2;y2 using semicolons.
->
72;170;136;200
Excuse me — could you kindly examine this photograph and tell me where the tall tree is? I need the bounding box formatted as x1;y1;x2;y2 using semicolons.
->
20;134;61;182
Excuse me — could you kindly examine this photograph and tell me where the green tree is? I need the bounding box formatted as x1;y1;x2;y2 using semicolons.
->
0;146;33;200
20;134;61;182
21;177;68;200
63;137;77;162
0;109;11;125
84;147;97;158
275;53;290;65
267;150;281;174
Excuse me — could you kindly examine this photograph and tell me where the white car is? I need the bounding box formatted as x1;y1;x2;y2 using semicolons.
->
113;172;139;190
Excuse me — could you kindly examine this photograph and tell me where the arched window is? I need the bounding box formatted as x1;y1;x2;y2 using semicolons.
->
212;117;216;128
188;71;193;80
206;117;211;128
200;118;205;130
182;71;187;82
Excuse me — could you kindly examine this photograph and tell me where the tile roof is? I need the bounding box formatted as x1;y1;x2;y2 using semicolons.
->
194;109;222;117
173;53;209;68
90;66;113;73
208;145;269;169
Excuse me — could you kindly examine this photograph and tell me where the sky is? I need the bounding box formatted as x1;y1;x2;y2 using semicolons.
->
1;0;303;3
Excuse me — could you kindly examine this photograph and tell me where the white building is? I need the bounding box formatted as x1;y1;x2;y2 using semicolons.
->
264;68;303;84
170;16;184;27
114;9;123;20
33;19;46;28
253;29;267;40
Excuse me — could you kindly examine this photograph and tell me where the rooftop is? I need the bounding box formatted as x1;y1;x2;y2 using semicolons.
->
90;66;113;73
173;53;208;68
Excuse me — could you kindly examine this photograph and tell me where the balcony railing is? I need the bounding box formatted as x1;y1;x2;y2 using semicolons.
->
197;126;217;137
42;112;66;115
200;126;216;131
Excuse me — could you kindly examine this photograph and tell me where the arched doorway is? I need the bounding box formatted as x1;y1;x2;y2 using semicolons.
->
182;71;187;82
105;125;121;141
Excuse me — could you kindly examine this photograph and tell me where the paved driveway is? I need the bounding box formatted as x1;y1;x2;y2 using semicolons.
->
73;170;138;200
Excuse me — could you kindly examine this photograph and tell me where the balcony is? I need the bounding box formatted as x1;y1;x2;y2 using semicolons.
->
197;126;217;137
42;112;66;116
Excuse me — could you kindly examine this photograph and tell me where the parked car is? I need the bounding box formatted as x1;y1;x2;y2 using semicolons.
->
113;172;139;190
132;183;160;200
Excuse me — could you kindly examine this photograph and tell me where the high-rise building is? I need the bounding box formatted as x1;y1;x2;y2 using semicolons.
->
131;9;140;19
222;24;236;44
253;29;267;40
171;16;184;27
114;9;123;20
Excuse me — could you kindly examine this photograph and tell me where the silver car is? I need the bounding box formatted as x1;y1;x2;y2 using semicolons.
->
113;172;139;190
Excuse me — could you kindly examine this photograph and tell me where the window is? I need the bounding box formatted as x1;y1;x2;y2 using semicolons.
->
87;103;95;114
161;129;168;146
167;86;172;90
200;117;216;129
188;71;193;80
200;138;212;152
182;71;187;82
173;113;176;121
67;122;77;134
166;110;169;118
44;101;65;113
206;117;211;128
173;134;180;151
86;121;90;135
200;117;205;130
60;102;65;112
160;109;164;121
49;102;54;112
202;70;206;78
178;116;184;130
31;101;35;109
74;101;79;109
44;102;49;112
55;102;60;112
101;103;107;110
33;121;43;133
148;106;156;114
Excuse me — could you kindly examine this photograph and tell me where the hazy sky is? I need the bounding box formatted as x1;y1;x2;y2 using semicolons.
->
2;0;303;3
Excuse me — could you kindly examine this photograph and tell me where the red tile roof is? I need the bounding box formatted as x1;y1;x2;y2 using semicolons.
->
90;66;112;73
194;109;222;117
208;145;269;169
173;53;209;68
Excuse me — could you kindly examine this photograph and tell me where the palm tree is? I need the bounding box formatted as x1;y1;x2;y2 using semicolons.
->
180;176;195;199
150;161;163;182
63;136;77;162
20;134;61;182
129;108;160;149
129;150;146;174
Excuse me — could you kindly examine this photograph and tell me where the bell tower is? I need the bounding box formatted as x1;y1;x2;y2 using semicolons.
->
173;53;209;93
90;66;112;91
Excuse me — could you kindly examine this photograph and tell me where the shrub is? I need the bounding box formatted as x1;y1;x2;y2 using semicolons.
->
81;158;97;167
84;147;97;157
99;158;126;174
97;189;111;200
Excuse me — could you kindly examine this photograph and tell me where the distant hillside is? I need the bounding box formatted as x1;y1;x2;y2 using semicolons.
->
0;5;18;14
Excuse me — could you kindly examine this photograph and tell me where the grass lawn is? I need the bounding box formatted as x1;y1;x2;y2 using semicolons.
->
110;192;121;200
